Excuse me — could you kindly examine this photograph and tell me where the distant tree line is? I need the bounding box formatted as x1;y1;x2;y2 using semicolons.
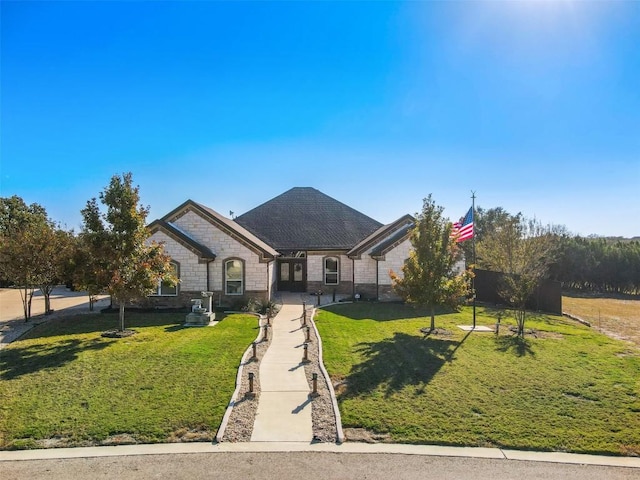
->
549;237;640;295
465;207;640;296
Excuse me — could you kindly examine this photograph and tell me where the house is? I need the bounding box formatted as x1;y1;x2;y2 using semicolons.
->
146;187;414;308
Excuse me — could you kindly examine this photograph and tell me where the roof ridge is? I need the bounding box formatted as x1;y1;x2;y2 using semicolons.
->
235;187;383;250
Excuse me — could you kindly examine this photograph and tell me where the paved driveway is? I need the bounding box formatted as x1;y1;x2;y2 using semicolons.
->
0;286;109;348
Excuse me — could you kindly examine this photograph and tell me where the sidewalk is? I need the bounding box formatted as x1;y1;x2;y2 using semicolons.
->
2;441;639;469
251;293;313;441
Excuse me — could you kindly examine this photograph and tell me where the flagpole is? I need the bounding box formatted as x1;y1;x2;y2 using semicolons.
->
471;191;476;329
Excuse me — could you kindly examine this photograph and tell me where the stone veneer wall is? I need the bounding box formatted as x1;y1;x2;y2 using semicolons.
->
306;252;353;295
174;211;269;293
306;280;354;296
351;238;411;301
146;211;273;308
138;289;269;310
149;230;208;292
377;238;411;286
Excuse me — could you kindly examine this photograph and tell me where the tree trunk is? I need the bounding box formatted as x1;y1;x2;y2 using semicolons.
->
41;286;52;315
20;285;35;322
28;289;34;319
430;305;435;332
119;303;126;332
516;308;526;337
21;285;29;322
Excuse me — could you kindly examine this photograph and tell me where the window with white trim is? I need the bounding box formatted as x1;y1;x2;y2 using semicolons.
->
225;259;244;295
324;256;339;285
152;262;178;296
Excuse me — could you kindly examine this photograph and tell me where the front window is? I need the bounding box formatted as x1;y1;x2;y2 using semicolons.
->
152;262;178;296
225;259;244;295
324;257;339;285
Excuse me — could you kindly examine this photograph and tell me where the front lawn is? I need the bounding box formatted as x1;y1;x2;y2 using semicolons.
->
0;312;257;449
315;303;640;455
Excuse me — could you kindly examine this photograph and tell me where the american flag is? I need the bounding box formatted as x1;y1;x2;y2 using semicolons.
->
452;207;474;242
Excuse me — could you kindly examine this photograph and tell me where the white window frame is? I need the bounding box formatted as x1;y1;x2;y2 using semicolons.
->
324;256;339;285
225;258;244;295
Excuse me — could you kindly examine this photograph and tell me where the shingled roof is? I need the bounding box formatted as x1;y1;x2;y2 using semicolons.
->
235;187;383;251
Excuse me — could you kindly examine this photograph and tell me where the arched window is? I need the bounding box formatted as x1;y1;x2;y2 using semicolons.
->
324;256;339;285
152;261;179;296
225;258;244;295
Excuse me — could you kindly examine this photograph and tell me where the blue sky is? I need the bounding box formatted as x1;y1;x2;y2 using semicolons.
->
2;1;639;237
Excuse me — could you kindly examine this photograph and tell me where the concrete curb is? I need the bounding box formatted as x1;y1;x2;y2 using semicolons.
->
2;441;639;468
214;312;265;443
309;305;345;444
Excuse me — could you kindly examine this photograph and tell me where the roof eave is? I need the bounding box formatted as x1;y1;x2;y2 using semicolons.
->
148;220;217;261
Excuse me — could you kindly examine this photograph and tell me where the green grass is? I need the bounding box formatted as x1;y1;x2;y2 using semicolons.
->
315;303;640;455
0;312;258;449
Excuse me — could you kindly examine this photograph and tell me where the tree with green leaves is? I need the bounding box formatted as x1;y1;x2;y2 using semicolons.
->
70;233;105;311
458;206;518;266
0;196;71;320
80;173;176;332
477;216;560;337
390;194;472;332
34;227;75;315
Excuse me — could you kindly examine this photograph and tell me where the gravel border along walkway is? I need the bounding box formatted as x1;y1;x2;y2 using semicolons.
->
218;301;343;443
217;314;269;442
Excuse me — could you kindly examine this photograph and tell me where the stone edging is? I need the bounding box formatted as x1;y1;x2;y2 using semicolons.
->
310;305;345;444
215;313;265;443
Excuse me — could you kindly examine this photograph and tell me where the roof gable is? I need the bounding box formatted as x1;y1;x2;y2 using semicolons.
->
369;223;413;259
235;187;383;251
347;214;414;258
157;200;278;261
148;220;216;260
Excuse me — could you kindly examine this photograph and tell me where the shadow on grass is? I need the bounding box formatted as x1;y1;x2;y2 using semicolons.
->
341;333;458;398
480;306;561;329
16;313;185;340
322;303;456;322
495;335;535;357
0;337;110;380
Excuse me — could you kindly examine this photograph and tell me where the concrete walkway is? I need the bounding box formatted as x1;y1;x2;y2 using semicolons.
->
251;293;313;441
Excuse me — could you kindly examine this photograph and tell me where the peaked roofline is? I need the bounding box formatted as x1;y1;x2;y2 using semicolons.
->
235;187;384;250
148;219;216;260
370;223;413;259
347;214;414;258
158;199;278;262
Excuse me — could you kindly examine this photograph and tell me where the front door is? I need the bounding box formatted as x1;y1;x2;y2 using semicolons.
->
277;259;306;292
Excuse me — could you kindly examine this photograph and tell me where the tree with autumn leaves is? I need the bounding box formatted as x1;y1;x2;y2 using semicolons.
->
79;173;176;333
391;195;472;332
